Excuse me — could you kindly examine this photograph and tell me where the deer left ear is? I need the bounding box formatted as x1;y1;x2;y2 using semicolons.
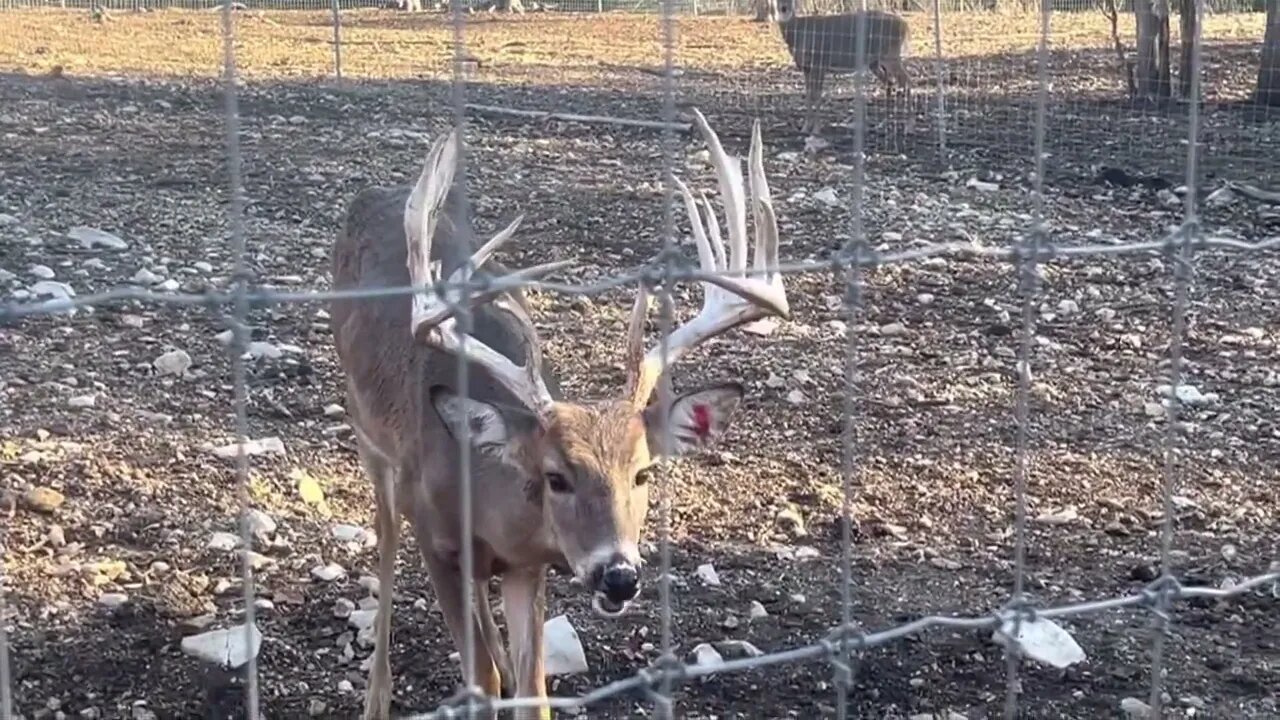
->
643;382;744;458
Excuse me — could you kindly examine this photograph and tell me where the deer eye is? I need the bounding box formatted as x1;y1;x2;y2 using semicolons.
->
634;468;653;487
545;472;572;494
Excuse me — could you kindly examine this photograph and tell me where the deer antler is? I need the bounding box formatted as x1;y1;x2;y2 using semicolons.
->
624;110;790;409
405;129;569;414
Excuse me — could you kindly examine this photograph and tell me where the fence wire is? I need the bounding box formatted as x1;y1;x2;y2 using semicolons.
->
0;0;1278;715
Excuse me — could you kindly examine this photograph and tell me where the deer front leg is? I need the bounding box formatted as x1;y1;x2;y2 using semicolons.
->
501;564;549;720
420;549;502;719
476;580;514;698
357;440;400;720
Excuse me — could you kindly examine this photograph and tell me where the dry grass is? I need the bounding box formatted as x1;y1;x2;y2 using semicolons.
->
0;8;1266;83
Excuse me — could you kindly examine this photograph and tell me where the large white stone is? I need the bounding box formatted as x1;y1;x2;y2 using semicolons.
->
543;615;588;676
180;624;262;669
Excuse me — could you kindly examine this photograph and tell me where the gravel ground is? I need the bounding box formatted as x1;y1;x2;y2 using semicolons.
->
1;24;1279;720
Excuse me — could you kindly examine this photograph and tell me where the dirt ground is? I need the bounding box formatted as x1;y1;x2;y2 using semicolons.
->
1;7;1279;720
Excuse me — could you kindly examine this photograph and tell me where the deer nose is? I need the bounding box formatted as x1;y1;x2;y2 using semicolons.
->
597;561;640;604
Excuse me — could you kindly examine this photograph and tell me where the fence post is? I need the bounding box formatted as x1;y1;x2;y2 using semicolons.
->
331;0;343;83
932;0;946;156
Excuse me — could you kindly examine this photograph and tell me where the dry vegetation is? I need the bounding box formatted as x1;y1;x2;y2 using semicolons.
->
1;6;1278;720
0;8;1267;82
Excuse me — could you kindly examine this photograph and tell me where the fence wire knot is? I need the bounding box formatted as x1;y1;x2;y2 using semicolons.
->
819;637;855;690
1141;574;1185;615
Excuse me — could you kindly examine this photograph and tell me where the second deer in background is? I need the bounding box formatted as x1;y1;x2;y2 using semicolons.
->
775;0;912;134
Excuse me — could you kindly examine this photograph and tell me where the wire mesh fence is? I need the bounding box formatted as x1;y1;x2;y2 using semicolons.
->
1;0;1278;715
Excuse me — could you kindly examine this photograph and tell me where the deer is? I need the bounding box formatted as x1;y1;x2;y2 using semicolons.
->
774;0;912;134
329;108;791;720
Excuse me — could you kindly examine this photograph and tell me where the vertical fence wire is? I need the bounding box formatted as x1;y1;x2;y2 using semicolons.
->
1148;0;1204;710
653;0;679;714
330;0;342;82
1002;0;1052;716
835;4;871;720
0;489;10;720
931;0;947;156
449;0;479;712
219;0;260;715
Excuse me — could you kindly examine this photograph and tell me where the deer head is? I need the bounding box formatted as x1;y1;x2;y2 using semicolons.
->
406;110;789;616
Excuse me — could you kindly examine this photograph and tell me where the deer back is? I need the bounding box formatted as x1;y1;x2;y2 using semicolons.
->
330;181;561;460
779;10;909;72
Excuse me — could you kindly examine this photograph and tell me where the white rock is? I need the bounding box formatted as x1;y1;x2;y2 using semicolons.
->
311;562;347;582
879;322;908;337
68;226;128;251
793;546;821;559
716;639;763;658
333;598;355;619
814;187;840;207
916;293;935;305
0;267;14;283
244;509;277;538
358;575;381;596
993;616;1085;669
180;624;262;669
156;279;180;292
67;394;97;409
543;614;588;676
30;264;56;279
691;643;725;669
965;177;1000;192
1173;384;1211;406
1119;697;1153;719
748;600;768;620
1203;187;1235;208
31;280;75;300
785;389;806;405
332;523;372;545
803;135;831;153
324;403;345;419
214;329;235;346
153;349;192;376
207;532;241;551
245;341;282;360
98;592;129;609
347;609;377;631
0;213;18;225
132;269;162;285
695;563;721;586
192;261;214;273
1057;299;1079;316
211;437;286;459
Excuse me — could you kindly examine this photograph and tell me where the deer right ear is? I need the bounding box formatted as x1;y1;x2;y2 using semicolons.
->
429;385;512;457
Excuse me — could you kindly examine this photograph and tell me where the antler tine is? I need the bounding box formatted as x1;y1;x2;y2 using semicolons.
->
690;108;748;277
404;128;559;414
624;111;791;410
747;119;779;278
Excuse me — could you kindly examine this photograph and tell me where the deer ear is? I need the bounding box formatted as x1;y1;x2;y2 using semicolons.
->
429;385;511;457
643;382;744;458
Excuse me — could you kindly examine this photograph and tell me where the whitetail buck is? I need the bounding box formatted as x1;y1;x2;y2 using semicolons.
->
775;0;912;134
329;108;791;720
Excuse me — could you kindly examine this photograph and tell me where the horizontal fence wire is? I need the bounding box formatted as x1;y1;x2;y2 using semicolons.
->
2;231;1276;324
0;0;1268;12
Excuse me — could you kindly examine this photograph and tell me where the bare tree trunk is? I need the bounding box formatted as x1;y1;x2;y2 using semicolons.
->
1178;0;1198;98
1260;0;1280;105
753;0;777;22
1135;0;1173;98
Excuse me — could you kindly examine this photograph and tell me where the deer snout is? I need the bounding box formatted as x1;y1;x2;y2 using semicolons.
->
588;557;640;616
599;561;639;602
